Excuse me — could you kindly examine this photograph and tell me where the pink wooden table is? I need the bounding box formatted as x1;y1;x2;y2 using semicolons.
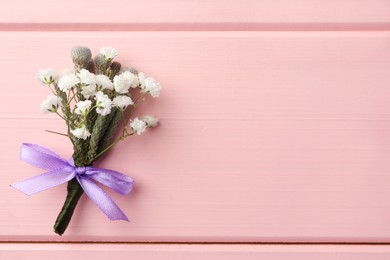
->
1;0;390;258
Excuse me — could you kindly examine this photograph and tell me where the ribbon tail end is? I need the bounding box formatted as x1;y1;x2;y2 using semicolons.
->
108;212;129;222
113;216;130;222
10;183;34;196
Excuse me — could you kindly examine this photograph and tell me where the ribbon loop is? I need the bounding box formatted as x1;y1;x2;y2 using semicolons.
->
84;169;133;195
20;143;69;170
11;143;133;221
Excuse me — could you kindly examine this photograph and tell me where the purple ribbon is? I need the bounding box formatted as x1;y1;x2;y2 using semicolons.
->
11;143;133;221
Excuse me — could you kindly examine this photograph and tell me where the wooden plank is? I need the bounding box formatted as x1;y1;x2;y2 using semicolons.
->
2;244;390;259
0;0;389;30
1;31;390;242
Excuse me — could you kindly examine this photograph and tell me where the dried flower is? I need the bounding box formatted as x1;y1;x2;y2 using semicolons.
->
130;117;147;135
78;69;96;86
95;74;114;91
143;115;159;128
37;69;58;85
95;91;112;116
109;62;121;76
113;71;137;94
58;73;80;91
112;95;133;110
71;46;92;69
94;54;109;74
70;125;91;140
74;100;92;115
100;47;118;60
80;84;96;99
138;73;161;97
40;96;61;113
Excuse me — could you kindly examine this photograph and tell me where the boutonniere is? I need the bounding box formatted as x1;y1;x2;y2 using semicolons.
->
11;46;161;235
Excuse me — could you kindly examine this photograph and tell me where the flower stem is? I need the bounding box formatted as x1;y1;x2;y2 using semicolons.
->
91;135;124;161
53;178;84;235
48;84;57;95
55;111;66;121
123;93;146;128
45;129;68;137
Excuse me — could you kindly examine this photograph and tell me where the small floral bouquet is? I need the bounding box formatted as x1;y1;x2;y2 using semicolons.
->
11;46;161;235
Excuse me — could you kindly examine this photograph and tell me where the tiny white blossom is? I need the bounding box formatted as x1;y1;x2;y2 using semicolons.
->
100;47;118;60
129;74;139;88
40;96;61;113
137;72;146;85
95;91;112;116
58;73;80;91
142;115;159;128
95;74;114;91
113;71;137;94
74;100;92;115
112;95;133;110
81;84;96;99
37;69;58;85
70;125;91;140
130;117;147;135
139;73;161;98
78;69;96;86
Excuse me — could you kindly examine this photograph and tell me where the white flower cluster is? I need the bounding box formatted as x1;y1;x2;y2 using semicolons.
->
37;47;161;141
130;116;159;135
40;96;61;113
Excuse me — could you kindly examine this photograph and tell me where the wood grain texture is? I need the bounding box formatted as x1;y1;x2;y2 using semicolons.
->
0;0;389;30
1;31;390;242
2;244;390;259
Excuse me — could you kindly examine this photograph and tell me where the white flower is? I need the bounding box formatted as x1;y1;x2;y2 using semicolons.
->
112;95;133;110
74;100;92;115
129;73;139;88
58;73;80;91
142;115;159;128
130;117;147;135
139;73;161;98
77;69;96;86
40;96;61;113
81;84;96;99
95;91;112;116
70;125;91;140
100;47;118;60
137;72;146;84
37;69;58;85
95;74;114;91
113;71;138;94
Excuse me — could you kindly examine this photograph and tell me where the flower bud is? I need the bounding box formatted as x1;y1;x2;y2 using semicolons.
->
120;66;138;75
94;54;110;74
71;46;92;70
85;60;95;74
130;117;147;135
108;61;121;79
142;115;159;128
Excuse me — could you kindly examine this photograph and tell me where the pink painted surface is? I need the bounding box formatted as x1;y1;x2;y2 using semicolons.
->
0;0;389;30
1;31;390;242
2;244;390;259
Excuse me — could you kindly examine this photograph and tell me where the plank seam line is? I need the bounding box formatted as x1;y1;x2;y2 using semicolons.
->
2;241;390;245
1;23;390;32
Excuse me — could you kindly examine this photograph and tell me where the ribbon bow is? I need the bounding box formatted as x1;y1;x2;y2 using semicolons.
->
11;143;133;221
